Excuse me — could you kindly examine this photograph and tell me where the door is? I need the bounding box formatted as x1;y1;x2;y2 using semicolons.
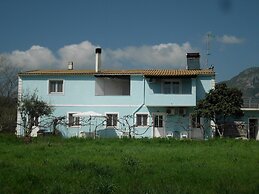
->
153;113;166;137
249;119;258;139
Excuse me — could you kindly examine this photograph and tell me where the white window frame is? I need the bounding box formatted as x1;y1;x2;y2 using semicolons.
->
161;79;182;94
136;113;149;127
105;112;119;128
154;114;164;128
67;112;81;128
48;80;64;94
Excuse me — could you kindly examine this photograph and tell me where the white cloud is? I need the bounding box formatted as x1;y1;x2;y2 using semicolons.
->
217;35;244;44
8;45;57;69
58;41;98;69
5;41;196;70
105;42;194;69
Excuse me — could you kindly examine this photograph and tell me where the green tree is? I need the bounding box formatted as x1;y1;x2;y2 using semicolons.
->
18;92;54;137
195;83;243;137
0;55;19;132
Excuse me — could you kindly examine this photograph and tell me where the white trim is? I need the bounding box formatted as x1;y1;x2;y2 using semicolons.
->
241;108;259;111
135;112;150;127
48;79;65;95
105;112;119;128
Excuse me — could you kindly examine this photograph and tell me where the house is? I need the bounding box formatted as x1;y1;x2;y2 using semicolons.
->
240;98;259;140
16;48;215;138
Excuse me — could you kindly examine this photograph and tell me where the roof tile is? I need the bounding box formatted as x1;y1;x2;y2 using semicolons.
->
19;69;215;77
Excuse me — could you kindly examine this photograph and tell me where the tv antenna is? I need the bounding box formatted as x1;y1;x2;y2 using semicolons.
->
206;33;214;68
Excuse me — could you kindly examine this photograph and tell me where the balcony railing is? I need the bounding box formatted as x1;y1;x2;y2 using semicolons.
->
242;98;259;108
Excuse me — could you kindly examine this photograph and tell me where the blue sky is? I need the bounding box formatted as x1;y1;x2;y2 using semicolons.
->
0;0;258;81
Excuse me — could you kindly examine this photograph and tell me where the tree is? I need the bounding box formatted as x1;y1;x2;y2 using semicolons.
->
18;92;54;137
0;55;20;132
195;83;243;138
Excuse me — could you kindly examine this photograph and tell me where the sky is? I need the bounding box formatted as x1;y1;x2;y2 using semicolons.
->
0;0;258;81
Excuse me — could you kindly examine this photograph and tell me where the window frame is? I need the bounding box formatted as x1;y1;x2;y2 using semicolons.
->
68;112;81;128
191;114;201;129
105;113;119;128
161;79;182;94
136;113;149;127
154;114;164;128
48;80;64;94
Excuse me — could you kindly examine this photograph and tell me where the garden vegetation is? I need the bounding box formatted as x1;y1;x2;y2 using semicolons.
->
1;134;259;194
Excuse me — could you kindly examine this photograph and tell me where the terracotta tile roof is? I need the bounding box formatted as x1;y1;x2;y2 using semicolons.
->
19;69;215;77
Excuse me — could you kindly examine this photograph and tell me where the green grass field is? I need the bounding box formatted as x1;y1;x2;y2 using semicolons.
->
0;134;259;194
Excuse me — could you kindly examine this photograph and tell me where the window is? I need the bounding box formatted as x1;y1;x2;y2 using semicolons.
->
136;114;148;126
95;76;130;96
68;113;80;127
49;80;63;93
162;80;181;94
191;115;201;128
106;114;118;127
154;115;163;127
172;81;180;94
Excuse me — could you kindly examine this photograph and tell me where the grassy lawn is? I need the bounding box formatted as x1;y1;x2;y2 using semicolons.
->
0;134;259;194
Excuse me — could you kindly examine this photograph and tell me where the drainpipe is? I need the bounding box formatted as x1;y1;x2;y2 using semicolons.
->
132;75;146;137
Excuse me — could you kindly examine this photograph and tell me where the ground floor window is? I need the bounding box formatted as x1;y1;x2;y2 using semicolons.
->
68;113;80;127
136;114;148;126
191;115;201;128
106;113;118;127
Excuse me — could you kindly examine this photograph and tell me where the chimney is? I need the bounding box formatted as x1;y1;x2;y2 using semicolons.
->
186;53;200;70
95;48;102;72
68;61;73;70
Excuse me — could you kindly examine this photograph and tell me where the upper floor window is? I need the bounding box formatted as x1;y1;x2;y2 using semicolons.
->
162;80;181;94
49;80;63;93
106;113;118;127
136;114;148;126
95;76;130;96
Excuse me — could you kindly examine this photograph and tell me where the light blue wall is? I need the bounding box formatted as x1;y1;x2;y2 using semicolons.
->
22;75;144;106
19;74;214;138
196;76;214;101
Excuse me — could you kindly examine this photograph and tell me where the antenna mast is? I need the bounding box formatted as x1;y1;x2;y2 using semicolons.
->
206;33;210;67
206;33;213;68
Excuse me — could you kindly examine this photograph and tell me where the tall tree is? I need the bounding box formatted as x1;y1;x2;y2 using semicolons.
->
195;83;243;137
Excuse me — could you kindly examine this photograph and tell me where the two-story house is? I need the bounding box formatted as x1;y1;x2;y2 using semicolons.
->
16;48;215;139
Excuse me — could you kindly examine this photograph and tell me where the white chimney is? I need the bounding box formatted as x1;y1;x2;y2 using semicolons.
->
95;48;102;72
68;61;73;70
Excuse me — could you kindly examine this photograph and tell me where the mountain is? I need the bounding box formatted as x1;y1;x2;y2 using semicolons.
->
222;67;259;99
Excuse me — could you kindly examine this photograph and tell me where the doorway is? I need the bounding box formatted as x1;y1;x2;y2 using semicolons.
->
249;119;258;139
153;113;166;137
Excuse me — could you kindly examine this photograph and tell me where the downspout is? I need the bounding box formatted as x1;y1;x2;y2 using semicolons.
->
132;75;146;136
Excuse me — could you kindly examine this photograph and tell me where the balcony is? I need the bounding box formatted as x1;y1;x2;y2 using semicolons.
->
242;98;259;109
145;93;196;106
145;78;196;107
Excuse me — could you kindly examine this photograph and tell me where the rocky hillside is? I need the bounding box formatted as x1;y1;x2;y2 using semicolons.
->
223;67;259;99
